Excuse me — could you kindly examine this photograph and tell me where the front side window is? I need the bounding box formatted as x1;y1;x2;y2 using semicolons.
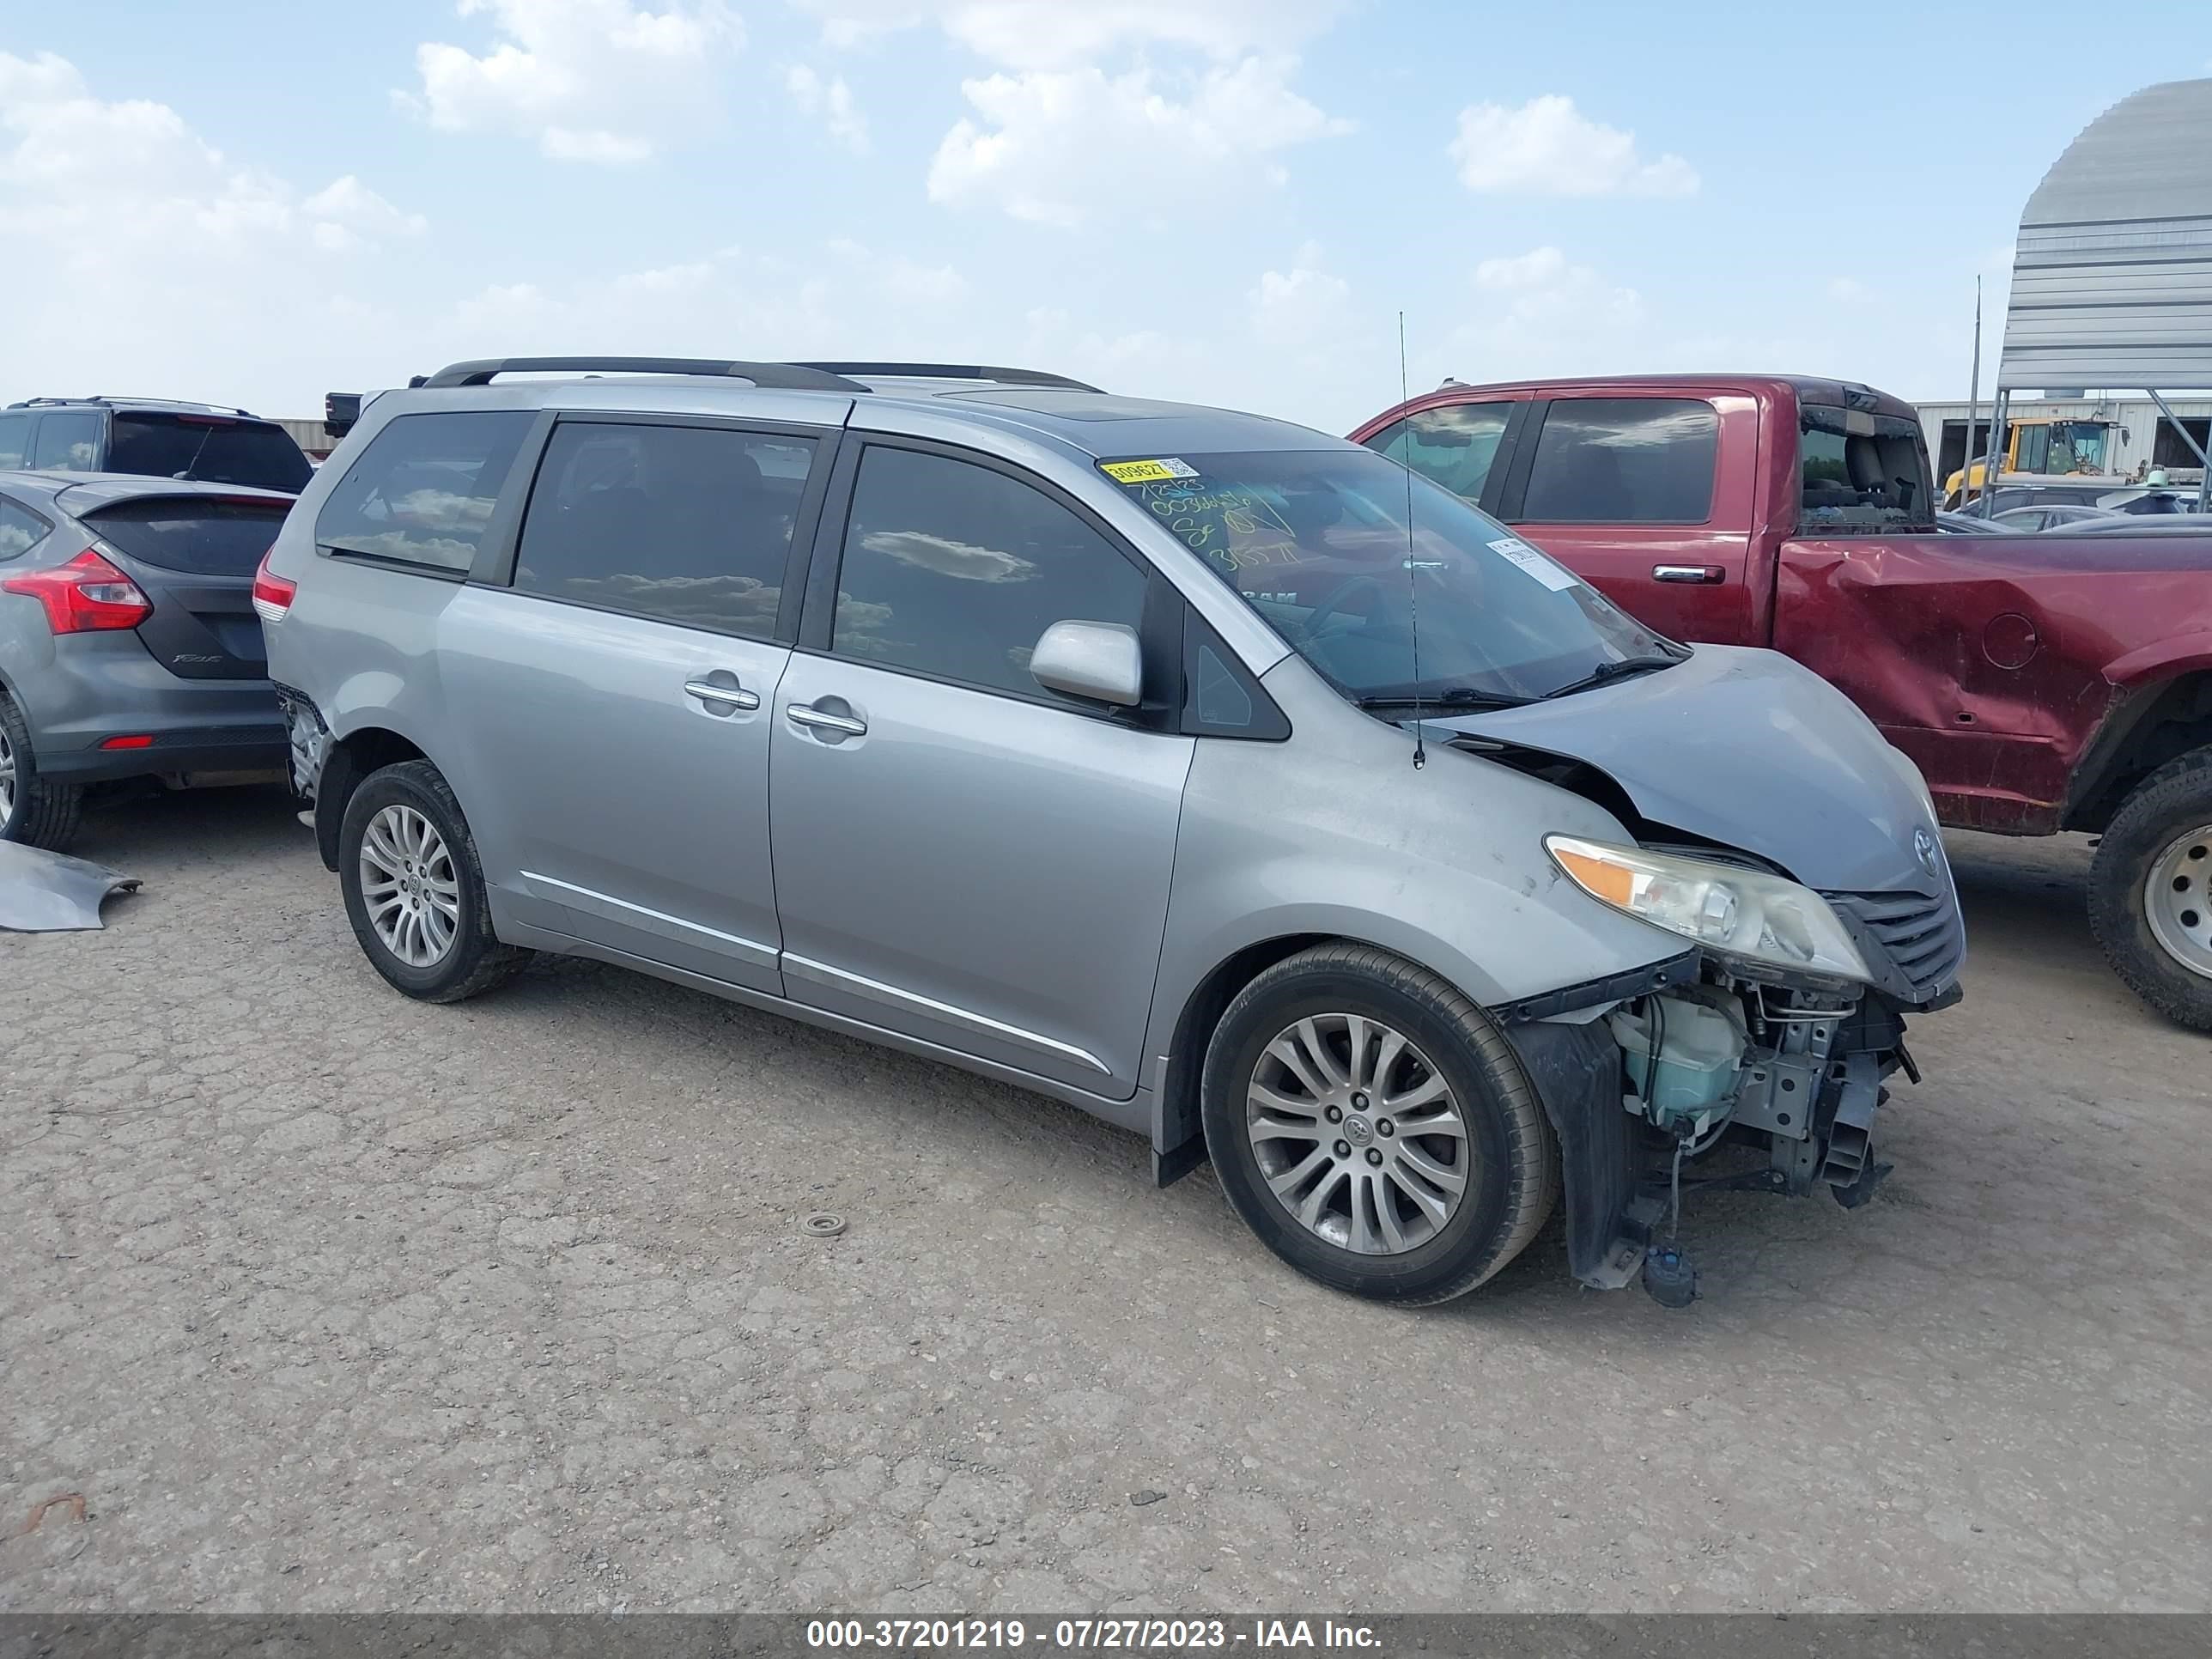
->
831;447;1147;704
107;415;313;494
1521;398;1717;524
1101;447;1676;707
30;410;102;472
315;410;534;573
0;497;48;561
0;412;31;470
513;422;815;637
1364;403;1513;505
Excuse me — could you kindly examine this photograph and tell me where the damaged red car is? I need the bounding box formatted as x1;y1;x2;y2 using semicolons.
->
1352;374;2212;1030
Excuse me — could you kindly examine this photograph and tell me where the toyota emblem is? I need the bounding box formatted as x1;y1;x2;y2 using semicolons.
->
1913;827;1941;877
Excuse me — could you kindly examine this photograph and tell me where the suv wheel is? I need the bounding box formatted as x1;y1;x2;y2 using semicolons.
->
0;692;83;851
339;760;528;1002
2090;747;2212;1032
1201;943;1558;1304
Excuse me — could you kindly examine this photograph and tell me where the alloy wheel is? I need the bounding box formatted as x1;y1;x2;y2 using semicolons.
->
359;803;460;968
0;724;15;828
1245;1012;1471;1255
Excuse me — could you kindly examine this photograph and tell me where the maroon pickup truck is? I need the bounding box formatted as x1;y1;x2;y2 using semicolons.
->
1350;374;2212;1030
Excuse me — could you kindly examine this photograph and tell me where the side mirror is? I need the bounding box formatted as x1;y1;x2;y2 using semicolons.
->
1030;620;1142;708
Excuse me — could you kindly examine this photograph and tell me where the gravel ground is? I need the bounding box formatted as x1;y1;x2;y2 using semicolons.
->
2;787;2206;1613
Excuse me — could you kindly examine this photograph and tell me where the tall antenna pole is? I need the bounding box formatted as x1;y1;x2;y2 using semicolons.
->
1398;310;1425;770
1962;275;1984;508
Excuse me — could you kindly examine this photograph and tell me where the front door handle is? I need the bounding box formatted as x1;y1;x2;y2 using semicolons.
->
786;702;868;738
684;678;760;711
1652;563;1726;584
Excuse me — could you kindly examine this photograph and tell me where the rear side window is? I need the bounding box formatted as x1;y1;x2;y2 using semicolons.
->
0;413;30;469
1520;398;1717;524
0;497;48;561
81;499;293;576
513;422;816;638
1366;402;1514;504
316;410;534;574
831;446;1147;705
1797;406;1934;534
107;415;313;494
30;410;103;472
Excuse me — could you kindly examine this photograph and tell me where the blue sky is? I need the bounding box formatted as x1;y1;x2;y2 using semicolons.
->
3;1;2205;430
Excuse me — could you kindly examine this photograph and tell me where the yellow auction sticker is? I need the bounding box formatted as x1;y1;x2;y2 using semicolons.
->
1099;458;1199;484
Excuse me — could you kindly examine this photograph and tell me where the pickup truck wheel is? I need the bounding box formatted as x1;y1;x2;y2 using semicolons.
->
2090;749;2212;1033
1200;943;1559;1304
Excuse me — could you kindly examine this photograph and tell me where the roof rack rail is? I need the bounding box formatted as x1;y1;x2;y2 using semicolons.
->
418;356;869;392
793;362;1103;393
9;395;259;417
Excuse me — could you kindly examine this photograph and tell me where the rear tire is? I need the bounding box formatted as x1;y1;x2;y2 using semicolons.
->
0;692;83;852
338;760;528;1003
2090;749;2212;1033
1200;942;1559;1305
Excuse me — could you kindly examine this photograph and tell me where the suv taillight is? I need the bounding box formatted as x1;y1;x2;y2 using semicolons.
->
1;549;154;635
252;550;295;623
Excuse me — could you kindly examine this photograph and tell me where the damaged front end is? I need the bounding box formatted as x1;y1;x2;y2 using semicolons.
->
1499;836;1962;1306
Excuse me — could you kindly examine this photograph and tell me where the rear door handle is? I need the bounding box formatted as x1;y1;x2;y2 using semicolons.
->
684;678;760;711
1652;564;1726;584
786;702;868;738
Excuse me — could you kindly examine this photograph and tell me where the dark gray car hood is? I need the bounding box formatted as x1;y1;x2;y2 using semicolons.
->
1426;644;1940;896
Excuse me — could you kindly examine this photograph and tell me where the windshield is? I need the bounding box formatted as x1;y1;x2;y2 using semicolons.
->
107;414;313;494
1100;448;1677;704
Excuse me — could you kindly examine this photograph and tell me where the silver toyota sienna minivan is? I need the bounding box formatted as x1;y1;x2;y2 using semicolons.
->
263;358;1963;1308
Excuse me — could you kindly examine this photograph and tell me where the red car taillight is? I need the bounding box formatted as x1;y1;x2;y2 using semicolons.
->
252;550;296;623
1;549;154;634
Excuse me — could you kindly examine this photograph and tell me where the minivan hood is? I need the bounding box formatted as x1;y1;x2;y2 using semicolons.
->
1425;644;1941;896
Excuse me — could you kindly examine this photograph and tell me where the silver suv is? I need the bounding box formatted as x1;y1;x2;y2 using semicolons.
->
264;357;1963;1307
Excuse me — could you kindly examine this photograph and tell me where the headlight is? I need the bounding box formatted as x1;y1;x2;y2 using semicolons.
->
1545;836;1870;982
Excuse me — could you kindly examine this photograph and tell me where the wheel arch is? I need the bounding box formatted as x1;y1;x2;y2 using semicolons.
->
1150;925;1516;1187
313;722;433;872
2063;669;2212;833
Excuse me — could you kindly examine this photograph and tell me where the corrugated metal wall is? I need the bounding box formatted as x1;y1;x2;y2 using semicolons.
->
1998;78;2212;390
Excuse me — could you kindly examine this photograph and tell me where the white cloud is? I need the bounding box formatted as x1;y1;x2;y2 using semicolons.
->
404;0;742;162
1449;94;1698;198
302;177;430;251
1826;276;1873;304
929;58;1349;227
796;2;1351;227
1251;248;1352;349
797;1;1348;69
0;52;426;407
787;64;870;153
1449;246;1645;379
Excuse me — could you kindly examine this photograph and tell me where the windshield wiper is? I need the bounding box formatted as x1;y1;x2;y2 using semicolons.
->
1537;653;1684;702
1354;686;1535;713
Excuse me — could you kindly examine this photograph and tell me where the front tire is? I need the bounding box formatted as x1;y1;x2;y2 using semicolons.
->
0;692;84;852
1200;943;1559;1305
338;760;527;1003
2090;749;2212;1032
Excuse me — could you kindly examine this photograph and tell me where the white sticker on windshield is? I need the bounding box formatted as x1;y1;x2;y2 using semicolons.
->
1488;536;1581;592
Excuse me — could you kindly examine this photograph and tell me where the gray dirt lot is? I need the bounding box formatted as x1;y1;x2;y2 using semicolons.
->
2;787;2206;1614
